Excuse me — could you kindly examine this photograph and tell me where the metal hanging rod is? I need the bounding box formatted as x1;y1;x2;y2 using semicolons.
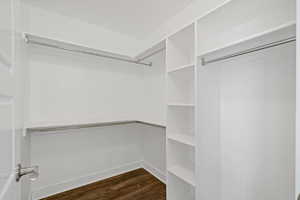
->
137;47;166;62
24;34;152;67
201;36;296;66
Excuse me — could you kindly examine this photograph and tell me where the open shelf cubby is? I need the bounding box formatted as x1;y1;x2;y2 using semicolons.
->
167;106;194;144
167;172;195;200
167;133;195;147
167;64;194;105
168;140;195;185
167;24;195;71
166;23;196;200
167;63;194;73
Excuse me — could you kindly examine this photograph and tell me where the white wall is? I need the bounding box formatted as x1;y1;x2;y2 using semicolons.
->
141;51;166;126
27;32;167;200
141;125;166;182
27;44;147;127
27;36;167;128
22;4;144;57
30;124;144;199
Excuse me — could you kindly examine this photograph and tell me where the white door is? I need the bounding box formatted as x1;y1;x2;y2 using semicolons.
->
0;0;20;199
297;1;300;200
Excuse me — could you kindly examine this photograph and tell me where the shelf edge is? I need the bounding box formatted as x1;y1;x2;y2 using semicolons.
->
27;120;166;133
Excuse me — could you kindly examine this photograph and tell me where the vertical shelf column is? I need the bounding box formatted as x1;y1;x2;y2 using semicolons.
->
166;24;196;200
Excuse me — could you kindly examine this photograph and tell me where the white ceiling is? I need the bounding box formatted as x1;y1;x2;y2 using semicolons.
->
24;0;194;40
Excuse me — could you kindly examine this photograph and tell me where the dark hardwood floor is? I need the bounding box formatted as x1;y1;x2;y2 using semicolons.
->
41;168;166;200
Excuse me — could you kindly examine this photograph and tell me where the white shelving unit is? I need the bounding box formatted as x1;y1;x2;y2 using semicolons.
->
167;64;194;105
168;165;196;186
166;24;196;199
167;63;194;73
168;172;195;200
167;133;195;147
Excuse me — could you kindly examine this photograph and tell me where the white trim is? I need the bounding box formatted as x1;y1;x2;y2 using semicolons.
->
296;0;300;199
142;161;166;184
0;173;15;200
31;161;142;200
194;20;199;200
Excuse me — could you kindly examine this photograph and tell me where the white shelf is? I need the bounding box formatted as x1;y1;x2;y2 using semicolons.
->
168;172;195;200
198;22;296;58
168;134;195;147
167;106;194;137
168;103;194;107
23;33;152;67
167;63;194;73
168;165;196;187
27;120;166;133
166;22;196;199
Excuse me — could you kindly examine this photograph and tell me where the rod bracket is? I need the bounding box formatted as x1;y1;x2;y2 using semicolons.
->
16;164;39;182
201;58;206;66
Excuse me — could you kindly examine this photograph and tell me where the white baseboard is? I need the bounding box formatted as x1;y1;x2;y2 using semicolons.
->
31;161;142;200
141;161;166;184
31;161;166;200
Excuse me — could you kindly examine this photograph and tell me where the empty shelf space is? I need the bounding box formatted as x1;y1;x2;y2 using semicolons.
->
168;140;195;182
167;63;194;104
168;134;195;147
167;24;195;71
167;172;195;200
168;165;195;187
167;106;194;136
167;63;194;73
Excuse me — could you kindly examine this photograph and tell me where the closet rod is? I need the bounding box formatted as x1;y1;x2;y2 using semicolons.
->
201;36;296;66
24;35;152;67
137;47;166;62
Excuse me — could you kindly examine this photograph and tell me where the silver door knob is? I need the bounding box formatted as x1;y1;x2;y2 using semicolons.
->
16;164;39;182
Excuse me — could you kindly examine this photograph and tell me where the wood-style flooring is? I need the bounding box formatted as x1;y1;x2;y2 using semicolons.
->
41;168;166;200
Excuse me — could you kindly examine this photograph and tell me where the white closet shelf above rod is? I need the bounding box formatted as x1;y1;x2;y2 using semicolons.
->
23;33;152;67
27;120;166;133
201;36;296;66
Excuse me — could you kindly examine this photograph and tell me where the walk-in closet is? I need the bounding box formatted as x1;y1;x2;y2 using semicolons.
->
0;0;299;200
